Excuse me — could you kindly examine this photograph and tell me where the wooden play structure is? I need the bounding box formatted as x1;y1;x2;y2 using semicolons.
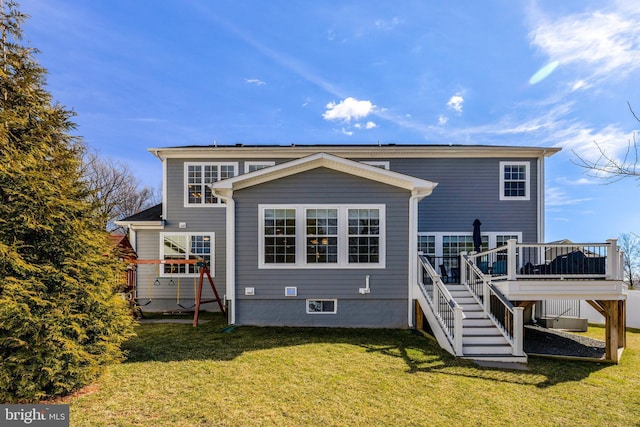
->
126;259;226;327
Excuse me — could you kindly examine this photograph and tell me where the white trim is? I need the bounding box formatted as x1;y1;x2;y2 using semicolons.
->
258;204;386;269
499;161;530;201
183;162;238;207
159;232;215;277
149;145;561;161
408;193;421;328
306;299;338;314
537;156;545;243
162;159;168;220
361;160;390;170
128;224;165;230
114;221;164;230
212;153;437;197
209;188;236;325
244;161;275;173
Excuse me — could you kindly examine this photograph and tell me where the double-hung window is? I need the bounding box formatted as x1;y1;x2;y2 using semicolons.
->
263;208;297;264
499;161;530;201
348;208;381;263
259;204;385;268
185;162;237;206
160;232;214;276
306;209;338;264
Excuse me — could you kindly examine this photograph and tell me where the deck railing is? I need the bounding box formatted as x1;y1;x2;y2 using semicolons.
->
465;239;624;281
461;253;524;356
417;255;465;355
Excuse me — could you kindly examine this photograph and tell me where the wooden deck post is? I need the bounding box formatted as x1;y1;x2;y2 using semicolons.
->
605;300;619;363
618;300;626;349
415;300;424;331
588;299;626;364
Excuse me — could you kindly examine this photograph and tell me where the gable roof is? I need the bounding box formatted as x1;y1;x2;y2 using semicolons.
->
210;152;438;198
115;203;163;226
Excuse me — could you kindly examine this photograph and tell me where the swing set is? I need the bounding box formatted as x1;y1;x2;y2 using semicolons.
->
127;259;226;327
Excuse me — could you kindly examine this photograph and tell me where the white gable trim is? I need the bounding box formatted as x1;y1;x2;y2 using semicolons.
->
210;152;438;197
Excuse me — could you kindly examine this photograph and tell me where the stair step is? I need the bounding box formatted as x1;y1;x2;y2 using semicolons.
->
463;310;486;319
463;344;513;355
462;327;504;337
463;318;493;327
453;297;477;304
460;303;483;310
463;355;528;364
463;335;509;345
449;292;472;299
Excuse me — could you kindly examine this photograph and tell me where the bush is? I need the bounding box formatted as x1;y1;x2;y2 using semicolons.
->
0;3;134;402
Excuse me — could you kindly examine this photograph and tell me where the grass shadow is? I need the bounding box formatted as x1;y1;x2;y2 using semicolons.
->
122;314;612;388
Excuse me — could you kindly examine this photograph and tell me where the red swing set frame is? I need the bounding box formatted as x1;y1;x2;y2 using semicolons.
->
128;259;226;327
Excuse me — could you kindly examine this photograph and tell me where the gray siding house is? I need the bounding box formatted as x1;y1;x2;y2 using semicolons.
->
118;144;629;362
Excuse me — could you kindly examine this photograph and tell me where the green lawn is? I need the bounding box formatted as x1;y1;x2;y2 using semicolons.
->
67;315;640;426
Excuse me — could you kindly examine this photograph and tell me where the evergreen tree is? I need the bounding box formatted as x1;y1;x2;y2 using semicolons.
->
0;1;134;402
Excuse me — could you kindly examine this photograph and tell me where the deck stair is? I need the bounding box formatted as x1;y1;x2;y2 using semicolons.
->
446;284;527;363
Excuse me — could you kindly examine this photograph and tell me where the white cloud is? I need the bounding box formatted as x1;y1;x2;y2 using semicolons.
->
245;78;265;86
546;187;592;206
341;128;353;136
550;124;634;164
323;97;376;122
375;17;402;30
446;95;464;114
438;115;448;126
570;80;590;91
355;121;378;129
555;176;597;186
529;5;640;83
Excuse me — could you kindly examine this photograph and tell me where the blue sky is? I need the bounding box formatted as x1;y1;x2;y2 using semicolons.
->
20;0;640;243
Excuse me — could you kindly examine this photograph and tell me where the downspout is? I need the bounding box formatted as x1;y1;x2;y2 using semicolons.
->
210;187;236;325
537;153;545;243
408;189;426;328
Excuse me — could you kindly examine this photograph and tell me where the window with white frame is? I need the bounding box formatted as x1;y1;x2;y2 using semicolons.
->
263;208;297;264
418;235;435;256
185;162;237;206
499;161;530;200
306;299;337;314
160;232;214;276
259;204;385;268
348;208;380;263
306;208;338;264
244;161;275;173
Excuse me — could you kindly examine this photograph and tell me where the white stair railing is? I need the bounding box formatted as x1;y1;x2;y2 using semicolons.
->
417;255;465;355
461;253;524;356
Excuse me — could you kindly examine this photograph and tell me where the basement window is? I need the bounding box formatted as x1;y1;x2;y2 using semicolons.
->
306;299;337;314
